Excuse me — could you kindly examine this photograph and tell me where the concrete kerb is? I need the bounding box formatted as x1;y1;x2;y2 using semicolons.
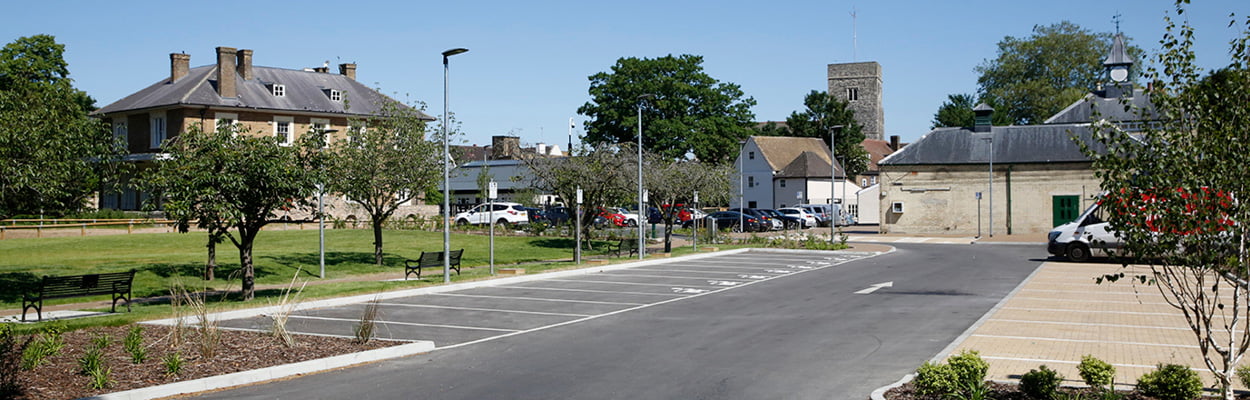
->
869;257;1049;400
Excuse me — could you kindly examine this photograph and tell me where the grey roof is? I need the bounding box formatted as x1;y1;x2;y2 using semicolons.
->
973;103;994;112
94;65;431;120
1044;89;1155;124
879;124;1108;166
776;151;845;178
1104;33;1132;66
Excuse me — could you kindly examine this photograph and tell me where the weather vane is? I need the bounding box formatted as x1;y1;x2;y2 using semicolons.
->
1113;12;1122;34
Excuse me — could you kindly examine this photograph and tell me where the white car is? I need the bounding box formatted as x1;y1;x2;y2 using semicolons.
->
610;207;641;227
454;202;529;226
778;207;818;228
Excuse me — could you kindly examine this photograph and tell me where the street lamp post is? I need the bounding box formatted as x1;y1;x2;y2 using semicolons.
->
636;94;653;260
441;47;468;283
739;139;747;232
829;125;843;242
983;136;994;237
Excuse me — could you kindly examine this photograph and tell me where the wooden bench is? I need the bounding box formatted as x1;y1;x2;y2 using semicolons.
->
605;239;639;258
404;249;463;280
23;270;136;322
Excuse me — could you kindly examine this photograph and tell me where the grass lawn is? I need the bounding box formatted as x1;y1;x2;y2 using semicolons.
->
0;226;772;333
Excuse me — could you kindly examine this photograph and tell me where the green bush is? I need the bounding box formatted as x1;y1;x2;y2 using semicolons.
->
20;326;65;371
1019;365;1063;400
162;352;184;377
123;326;147;364
948;350;990;386
1237;364;1250;391
1136;364;1202;400
0;324;29;398
1078;355;1115;390
914;361;959;396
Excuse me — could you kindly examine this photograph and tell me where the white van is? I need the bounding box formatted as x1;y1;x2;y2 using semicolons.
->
1047;201;1118;262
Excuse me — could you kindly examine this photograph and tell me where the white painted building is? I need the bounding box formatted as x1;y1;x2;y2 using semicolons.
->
732;136;859;210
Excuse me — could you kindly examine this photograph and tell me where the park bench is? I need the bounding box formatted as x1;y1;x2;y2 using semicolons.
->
23;270;136;322
404;249;463;280
605;239;639;258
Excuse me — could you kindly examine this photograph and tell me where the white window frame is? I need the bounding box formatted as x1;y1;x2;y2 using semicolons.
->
310;118;331;146
272;84;285;97
215;112;239;135
328;89;342;102
112;119;127;149
149;111;166;149
273;116;294;146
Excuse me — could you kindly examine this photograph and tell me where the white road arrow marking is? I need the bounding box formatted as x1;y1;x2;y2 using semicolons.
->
672;288;709;294
854;281;894;294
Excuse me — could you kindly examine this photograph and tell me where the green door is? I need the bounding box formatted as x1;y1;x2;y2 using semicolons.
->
1052;195;1080;227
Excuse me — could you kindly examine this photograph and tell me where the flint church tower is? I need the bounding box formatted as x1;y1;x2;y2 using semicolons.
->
827;61;884;140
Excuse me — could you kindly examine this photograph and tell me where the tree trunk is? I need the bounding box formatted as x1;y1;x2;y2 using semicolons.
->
204;236;216;281
238;236;255;301
372;218;385;266
663;219;673;253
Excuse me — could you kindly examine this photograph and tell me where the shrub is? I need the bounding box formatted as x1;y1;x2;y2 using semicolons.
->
1237;364;1250;391
162;352;184;377
20;325;65;370
78;347;104;376
913;361;959;396
0;324;29;398
1019;365;1063;400
1136;364;1202;400
1078;355;1115;390
354;298;382;345
948;350;990;386
86;366;113;390
123;326;146;364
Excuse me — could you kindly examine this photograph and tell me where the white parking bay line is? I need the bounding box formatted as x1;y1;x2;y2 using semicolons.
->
551;278;725;287
288;315;517;333
495;286;687;297
376;303;591;317
432;293;645;306
605;273;751;282
628;268;766;276
663;264;781;271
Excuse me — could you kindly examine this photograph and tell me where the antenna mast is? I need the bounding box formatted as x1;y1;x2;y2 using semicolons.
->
850;8;858;62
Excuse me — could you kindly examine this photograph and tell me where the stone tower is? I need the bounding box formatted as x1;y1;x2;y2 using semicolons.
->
827;61;884;140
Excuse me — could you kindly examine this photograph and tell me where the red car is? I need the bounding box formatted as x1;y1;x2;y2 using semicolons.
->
595;207;628;227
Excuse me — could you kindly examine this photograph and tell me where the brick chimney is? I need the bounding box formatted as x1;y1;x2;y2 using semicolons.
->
216;46;237;98
170;53;190;83
236;49;253;80
338;63;356;80
889;135;901;151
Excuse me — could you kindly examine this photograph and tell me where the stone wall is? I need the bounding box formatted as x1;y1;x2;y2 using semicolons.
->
878;163;1101;235
827;61;884;140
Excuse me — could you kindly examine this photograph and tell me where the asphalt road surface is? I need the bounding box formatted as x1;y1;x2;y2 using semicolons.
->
194;243;1044;400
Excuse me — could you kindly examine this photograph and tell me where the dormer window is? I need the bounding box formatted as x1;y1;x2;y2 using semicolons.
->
272;84;285;97
324;89;342;101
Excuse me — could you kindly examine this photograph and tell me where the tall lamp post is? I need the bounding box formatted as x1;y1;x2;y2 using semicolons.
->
739;139;747;232
317;128;339;279
983;136;994;237
829;125;843;242
441;47;468;283
636;94;653;260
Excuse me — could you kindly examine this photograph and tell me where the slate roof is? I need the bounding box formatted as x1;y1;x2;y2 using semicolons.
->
776;151;846;178
860;138;899;173
751;136;831;171
1044;89;1155;124
879;124;1108;166
1104;33;1132;66
94;65;431;120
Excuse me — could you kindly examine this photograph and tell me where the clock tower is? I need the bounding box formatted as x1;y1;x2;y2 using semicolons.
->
1103;33;1133;98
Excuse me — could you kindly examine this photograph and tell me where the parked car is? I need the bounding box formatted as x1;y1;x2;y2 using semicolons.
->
610;207;641;227
778;207;818;228
758;208;803;230
541;207;571;225
701;211;767;232
630;206;662;224
800;205;830;227
453;202;529;226
595;207;628;227
729;208;780;231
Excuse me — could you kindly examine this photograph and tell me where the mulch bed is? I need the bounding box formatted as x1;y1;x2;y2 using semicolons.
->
883;381;1157;400
12;324;402;400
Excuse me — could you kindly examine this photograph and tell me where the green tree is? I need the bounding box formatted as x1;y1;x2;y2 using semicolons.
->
524;145;634;246
930;94;1012;129
978;21;1142;125
328;100;440;266
0;35;122;219
142;123;323;300
578;54;756;163
767;90;870;177
1083;3;1249;398
641;152;731;252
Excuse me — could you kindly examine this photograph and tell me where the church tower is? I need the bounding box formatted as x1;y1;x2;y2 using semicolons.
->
827;62;885;140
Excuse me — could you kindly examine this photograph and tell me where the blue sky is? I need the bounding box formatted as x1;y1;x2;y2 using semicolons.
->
5;0;1246;147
